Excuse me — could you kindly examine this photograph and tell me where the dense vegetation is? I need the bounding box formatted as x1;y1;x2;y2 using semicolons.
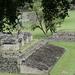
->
0;0;69;35
0;0;33;32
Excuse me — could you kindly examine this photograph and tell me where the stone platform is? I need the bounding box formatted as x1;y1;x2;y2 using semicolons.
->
0;40;65;74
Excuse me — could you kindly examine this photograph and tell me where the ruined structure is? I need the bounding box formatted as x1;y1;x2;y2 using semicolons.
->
20;43;65;74
0;32;33;51
45;31;75;42
0;40;65;74
0;31;67;74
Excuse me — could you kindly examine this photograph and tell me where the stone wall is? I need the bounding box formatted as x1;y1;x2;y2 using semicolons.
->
2;40;43;58
45;31;75;42
20;65;47;74
0;40;44;74
0;56;20;73
22;12;38;22
0;32;33;51
1;43;19;51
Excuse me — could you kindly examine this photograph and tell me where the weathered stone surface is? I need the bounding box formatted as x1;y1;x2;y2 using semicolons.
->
0;32;33;51
2;38;18;44
18;38;24;47
23;36;29;44
1;43;19;51
45;31;75;42
0;40;65;74
20;42;65;74
0;56;20;73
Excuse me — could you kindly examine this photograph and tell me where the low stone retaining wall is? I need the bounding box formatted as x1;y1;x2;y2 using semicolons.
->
1;43;19;51
45;31;75;42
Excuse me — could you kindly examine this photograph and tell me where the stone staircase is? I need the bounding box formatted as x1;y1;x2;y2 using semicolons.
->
19;42;65;74
2;40;46;58
19;40;46;60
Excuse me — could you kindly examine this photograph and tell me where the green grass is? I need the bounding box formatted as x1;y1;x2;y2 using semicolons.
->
57;10;75;32
50;42;75;75
21;28;51;39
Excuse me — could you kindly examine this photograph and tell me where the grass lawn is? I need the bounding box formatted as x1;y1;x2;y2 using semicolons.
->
57;10;75;32
50;42;75;75
21;28;51;39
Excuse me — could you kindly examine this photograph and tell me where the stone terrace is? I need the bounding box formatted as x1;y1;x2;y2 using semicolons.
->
0;40;65;74
45;31;75;42
20;42;65;74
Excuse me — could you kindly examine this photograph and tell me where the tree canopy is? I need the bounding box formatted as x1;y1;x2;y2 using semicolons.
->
31;0;69;36
42;0;69;21
0;0;33;32
71;0;75;4
0;0;69;33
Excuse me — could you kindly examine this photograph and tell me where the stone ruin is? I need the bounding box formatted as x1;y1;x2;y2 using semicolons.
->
20;42;65;74
45;31;75;42
0;31;67;74
0;40;65;74
0;32;33;51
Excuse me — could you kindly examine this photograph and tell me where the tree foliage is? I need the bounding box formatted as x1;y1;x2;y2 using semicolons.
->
68;0;72;3
0;0;33;32
71;0;75;4
0;0;69;34
42;0;69;21
41;0;69;34
31;0;69;36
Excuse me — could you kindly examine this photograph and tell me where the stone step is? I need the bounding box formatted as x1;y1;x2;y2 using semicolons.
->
19;43;65;74
19;40;46;60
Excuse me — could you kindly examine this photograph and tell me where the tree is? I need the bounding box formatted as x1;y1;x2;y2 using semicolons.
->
0;0;69;34
31;0;69;36
71;0;75;4
0;0;33;33
71;0;75;9
42;0;69;20
68;0;72;3
41;0;69;34
31;10;63;36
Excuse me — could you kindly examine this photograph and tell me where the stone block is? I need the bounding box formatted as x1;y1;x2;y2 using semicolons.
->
1;43;19;51
18;38;24;47
23;36;29;44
